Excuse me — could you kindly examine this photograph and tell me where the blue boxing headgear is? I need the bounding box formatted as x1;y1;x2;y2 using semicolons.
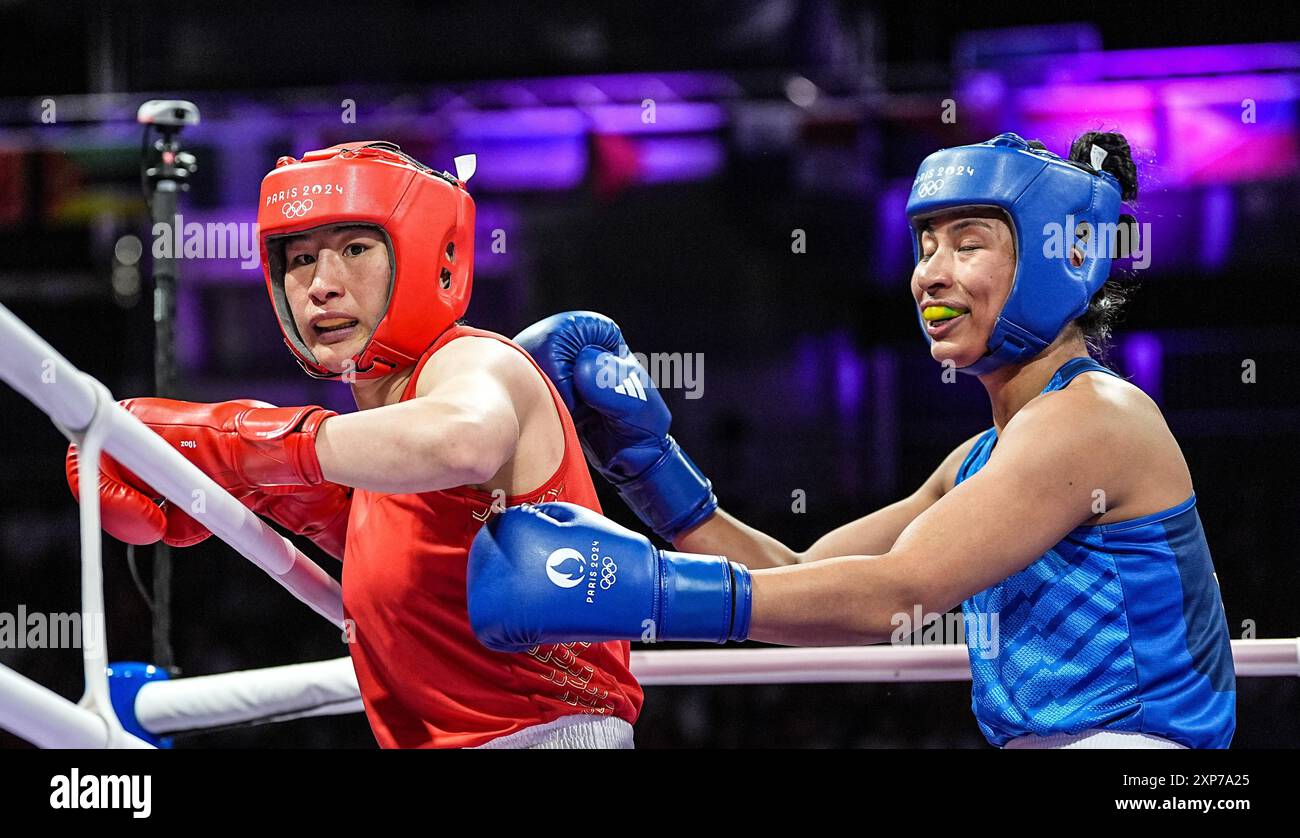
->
906;133;1123;375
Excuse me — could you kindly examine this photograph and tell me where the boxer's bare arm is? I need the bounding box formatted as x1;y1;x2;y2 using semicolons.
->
674;509;802;568
674;433;982;569
315;338;539;494
746;394;1111;646
798;432;982;561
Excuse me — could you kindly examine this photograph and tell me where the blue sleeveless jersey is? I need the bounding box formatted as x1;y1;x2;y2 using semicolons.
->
956;357;1236;748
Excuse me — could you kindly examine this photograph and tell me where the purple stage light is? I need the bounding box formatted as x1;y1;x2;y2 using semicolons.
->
832;331;866;419
876;180;914;284
587;102;727;135
634;137;726;184
1120;332;1163;403
452;106;587;141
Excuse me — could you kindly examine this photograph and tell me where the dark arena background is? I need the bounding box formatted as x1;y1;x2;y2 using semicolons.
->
0;0;1297;752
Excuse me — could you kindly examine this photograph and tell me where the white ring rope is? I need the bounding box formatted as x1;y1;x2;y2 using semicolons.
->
0;302;344;626
123;638;1298;740
71;381;142;746
0;302;1295;747
0;663;142;749
136;658;364;735
0;301;343;748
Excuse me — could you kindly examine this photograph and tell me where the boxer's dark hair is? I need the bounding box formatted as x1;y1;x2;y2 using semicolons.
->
1069;131;1139;201
1065;130;1141;363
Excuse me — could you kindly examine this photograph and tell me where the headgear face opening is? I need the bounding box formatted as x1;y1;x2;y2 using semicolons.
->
906;133;1123;375
258;141;476;380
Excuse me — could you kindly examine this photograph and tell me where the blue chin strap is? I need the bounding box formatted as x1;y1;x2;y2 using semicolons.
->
906;133;1123;375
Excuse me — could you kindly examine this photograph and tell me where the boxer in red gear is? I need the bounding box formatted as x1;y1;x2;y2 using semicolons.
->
67;141;642;748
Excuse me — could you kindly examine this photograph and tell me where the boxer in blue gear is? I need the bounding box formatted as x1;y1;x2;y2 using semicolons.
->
488;131;1235;749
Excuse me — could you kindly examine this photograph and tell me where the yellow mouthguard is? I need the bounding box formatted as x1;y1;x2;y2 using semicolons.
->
922;305;967;322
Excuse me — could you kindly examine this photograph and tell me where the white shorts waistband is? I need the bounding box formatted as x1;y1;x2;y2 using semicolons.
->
1004;729;1188;749
473;715;635;749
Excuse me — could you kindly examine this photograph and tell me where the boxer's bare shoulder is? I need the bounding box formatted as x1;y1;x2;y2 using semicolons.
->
999;371;1192;523
414;335;541;403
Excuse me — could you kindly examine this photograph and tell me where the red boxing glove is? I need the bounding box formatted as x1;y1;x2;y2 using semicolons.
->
246;486;352;560
66;444;209;547
66;398;344;552
119;397;333;488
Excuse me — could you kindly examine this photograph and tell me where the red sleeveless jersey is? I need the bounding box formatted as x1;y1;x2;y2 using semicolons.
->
342;325;644;748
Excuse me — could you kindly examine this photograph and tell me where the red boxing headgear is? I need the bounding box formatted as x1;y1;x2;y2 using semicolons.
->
258;140;476;379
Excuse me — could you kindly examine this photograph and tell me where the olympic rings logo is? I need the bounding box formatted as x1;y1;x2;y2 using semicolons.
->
281;199;315;218
599;556;618;590
916;179;945;198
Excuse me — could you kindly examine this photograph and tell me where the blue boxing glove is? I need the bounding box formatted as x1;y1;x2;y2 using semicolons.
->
468;502;751;653
514;311;717;541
